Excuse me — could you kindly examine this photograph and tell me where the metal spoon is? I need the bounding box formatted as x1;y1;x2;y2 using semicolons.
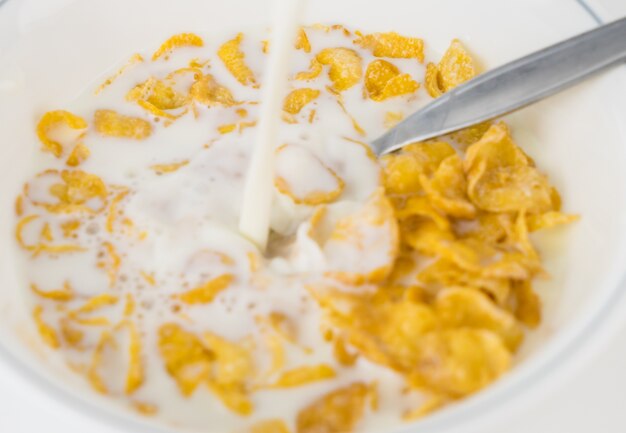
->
371;16;626;156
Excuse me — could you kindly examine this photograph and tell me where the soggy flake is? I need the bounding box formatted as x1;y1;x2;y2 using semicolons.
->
269;365;336;388
364;60;419;101
316;48;363;91
249;420;291;433
283;88;320;114
295;28;312;53
203;332;255;415
354;32;424;61
33;305;60;349
150;160;190;175
128;78;189;111
31;281;74;302
152;33;204;61
218;33;257;86
322;189;399;284
158;323;214;396
296;383;370;433
295;58;324;81
190;74;237;107
16;215;84;255
37;110;88;158
94;110;152;140
176;274;234;305
66;143;90;167
95;53;144;94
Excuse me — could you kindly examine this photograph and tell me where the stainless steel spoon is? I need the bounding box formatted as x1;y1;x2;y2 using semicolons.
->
371;16;626;156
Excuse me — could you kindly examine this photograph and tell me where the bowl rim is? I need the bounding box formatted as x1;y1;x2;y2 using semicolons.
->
0;1;625;432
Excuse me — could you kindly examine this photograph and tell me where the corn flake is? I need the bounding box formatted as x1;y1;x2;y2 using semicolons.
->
409;329;510;398
190;74;237;107
269;365;336;389
426;39;477;97
354;32;424;61
152;33;204;61
94;110;152;140
365;60;419;101
283;88;321;114
176;274;234;305
218;33;257;86
465;124;555;214
33;305;60;349
435;288;523;351
296;383;370;433
317;48;363;91
158;323;214;396
37;110;88;158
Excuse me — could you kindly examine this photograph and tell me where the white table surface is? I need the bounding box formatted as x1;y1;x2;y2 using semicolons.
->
1;1;625;432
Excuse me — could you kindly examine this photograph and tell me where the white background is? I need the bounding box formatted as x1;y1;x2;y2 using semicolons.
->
1;1;625;432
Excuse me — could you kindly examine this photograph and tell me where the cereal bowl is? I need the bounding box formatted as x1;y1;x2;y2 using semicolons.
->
0;0;625;432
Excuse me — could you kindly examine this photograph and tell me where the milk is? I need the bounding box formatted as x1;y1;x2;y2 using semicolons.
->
9;23;420;433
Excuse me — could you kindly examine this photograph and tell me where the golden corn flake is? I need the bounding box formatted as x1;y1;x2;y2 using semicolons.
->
316;48;363;91
424;63;443;98
296;383;370;433
31;281;74;302
511;280;542;328
249;420;291;433
354;32;424;62
218;33;257;86
295;28;312;53
33;305;60;349
176;274;234;305
158;323;214;396
150;160;190;175
269;365;336;389
152;33;204;61
16;215;85;255
426;39;477;97
316;290;437;371
190;74;237;107
295;58;324;81
283;88;321;114
69;293;119;318
94;110;152;140
37;110;88;158
203;332;255;415
434;288;524;351
465;123;555;214
527;211;579;232
408;329;511;398
420;153;476;219
95;53;144;95
128;78;188;111
364;60;419;101
125;321;145;395
66;143;90;167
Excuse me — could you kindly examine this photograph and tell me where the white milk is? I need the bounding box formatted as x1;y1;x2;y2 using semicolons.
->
10;24;421;433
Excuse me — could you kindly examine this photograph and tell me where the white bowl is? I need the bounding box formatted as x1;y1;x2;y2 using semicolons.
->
0;0;625;432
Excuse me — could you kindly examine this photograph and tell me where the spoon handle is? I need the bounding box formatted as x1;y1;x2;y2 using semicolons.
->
372;16;626;155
